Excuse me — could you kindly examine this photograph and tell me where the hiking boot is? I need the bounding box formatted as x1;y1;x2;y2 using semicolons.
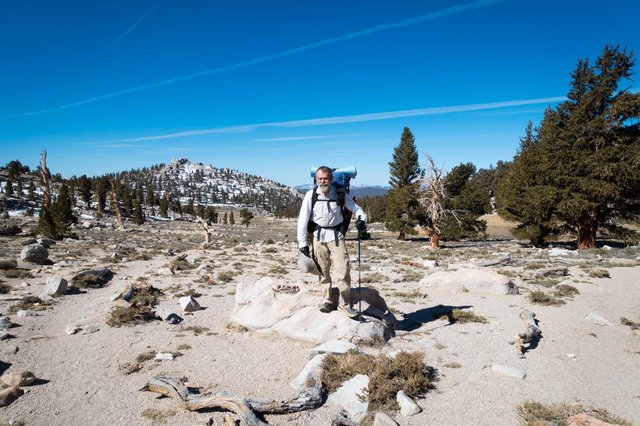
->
319;301;337;313
337;304;359;319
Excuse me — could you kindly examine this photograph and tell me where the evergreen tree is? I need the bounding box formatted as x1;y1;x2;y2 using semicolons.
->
16;179;23;196
159;192;169;217
384;127;422;239
133;198;145;225
240;208;254;227
77;175;92;208
497;46;640;248
38;183;76;239
4;179;13;197
229;210;235;225
205;206;218;224
223;212;228;224
94;177;109;217
28;181;36;202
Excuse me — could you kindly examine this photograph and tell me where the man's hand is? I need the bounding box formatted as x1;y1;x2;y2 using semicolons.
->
300;246;310;257
355;219;366;231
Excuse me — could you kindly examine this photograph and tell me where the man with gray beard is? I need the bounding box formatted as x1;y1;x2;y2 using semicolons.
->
297;166;366;318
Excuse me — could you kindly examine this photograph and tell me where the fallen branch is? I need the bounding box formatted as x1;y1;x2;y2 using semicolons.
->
142;376;324;425
515;310;542;357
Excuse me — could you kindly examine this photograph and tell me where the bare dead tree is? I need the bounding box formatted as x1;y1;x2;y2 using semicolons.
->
40;150;51;209
109;180;125;230
418;154;460;249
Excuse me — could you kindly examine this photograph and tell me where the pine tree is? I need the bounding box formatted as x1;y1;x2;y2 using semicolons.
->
159;192;169;217
229;211;235;225
384;127;422;239
133;198;145;225
77;175;92;208
28;181;36;202
5;179;13;197
94;177;109;217
206;206;218;224
223;212;228;224
497;46;640;248
240;208;254;227
16;179;23;196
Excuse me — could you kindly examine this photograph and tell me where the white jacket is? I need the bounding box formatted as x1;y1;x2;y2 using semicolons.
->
297;186;366;247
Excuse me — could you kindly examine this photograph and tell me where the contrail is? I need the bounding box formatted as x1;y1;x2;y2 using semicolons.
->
110;3;160;49
89;96;565;145
8;0;509;117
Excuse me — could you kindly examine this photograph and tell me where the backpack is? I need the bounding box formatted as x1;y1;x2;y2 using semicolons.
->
307;166;356;236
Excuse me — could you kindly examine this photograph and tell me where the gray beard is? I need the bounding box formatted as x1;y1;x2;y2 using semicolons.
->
318;183;330;193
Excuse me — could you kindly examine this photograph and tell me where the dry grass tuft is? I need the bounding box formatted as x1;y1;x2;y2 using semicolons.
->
321;350;432;411
106;285;163;327
440;309;488;324
179;325;210;335
554;284;579;298
587;268;611;279
528;290;566;306
141;408;177;424
360;272;390;284
517;401;631;426
9;295;52;314
620;317;640;330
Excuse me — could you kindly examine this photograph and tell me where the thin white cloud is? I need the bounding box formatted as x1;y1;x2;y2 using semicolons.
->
110;3;160;49
8;0;509;117
251;134;351;142
89;96;566;144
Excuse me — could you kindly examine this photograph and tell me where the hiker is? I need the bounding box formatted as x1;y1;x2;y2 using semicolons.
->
297;166;367;318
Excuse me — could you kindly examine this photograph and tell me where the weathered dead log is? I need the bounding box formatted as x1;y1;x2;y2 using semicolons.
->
515;309;542;356
482;255;511;267
0;386;24;407
142;376;324;424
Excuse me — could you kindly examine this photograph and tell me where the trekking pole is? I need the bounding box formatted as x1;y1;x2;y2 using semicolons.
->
357;216;362;319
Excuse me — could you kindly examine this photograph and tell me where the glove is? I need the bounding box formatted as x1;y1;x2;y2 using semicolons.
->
355;219;366;231
300;246;310;257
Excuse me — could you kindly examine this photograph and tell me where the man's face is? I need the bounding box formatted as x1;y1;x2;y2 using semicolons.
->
316;170;333;193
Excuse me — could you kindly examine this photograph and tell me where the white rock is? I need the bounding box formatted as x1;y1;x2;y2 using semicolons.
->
157;267;175;276
17;310;38;317
45;276;68;296
179;296;201;312
422;260;438;268
374;412;398;426
548;248;579;257
491;364;526;379
309;339;357;359
38;293;54;302
397;390;421;416
327;374;369;423
585;312;612;326
419;268;518;295
290;354;327;391
231;277;308;329
66;324;83;335
154;352;174;361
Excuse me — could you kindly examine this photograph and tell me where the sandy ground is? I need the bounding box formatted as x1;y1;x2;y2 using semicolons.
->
1;215;639;425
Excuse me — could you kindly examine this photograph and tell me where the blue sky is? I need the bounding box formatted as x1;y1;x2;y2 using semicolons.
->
1;0;638;187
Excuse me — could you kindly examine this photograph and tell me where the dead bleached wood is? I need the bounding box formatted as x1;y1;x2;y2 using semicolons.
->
109;181;125;230
482;255;511;267
40;150;51;209
142;376;324;425
195;216;214;244
515;309;542;357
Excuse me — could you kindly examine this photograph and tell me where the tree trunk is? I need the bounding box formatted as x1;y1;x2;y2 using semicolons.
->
430;232;440;249
577;211;597;249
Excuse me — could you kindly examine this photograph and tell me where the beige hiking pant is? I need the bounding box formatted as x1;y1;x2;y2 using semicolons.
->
312;235;351;306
